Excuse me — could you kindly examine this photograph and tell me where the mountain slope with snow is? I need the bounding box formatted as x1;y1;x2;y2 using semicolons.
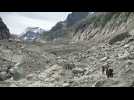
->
20;27;45;41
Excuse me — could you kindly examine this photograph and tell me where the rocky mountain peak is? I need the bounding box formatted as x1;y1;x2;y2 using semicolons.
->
0;17;10;40
43;12;89;41
20;27;45;41
65;12;89;27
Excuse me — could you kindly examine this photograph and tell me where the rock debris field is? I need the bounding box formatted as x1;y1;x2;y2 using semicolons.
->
0;37;134;87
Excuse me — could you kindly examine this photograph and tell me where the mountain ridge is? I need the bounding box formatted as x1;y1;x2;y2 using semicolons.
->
0;17;10;40
42;12;89;41
42;12;134;45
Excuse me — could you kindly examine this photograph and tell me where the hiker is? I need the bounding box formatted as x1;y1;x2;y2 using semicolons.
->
102;66;106;74
101;63;114;78
101;63;109;74
64;63;75;70
106;68;113;78
109;68;113;78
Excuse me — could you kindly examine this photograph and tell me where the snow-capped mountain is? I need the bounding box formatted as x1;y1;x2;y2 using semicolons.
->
20;27;45;41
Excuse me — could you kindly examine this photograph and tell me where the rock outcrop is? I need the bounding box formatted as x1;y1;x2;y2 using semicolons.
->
0;17;10;40
65;12;89;27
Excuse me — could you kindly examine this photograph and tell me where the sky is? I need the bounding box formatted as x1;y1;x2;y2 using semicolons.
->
0;12;71;35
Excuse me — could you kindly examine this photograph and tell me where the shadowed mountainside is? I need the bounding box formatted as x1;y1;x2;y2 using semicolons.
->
0;17;10;40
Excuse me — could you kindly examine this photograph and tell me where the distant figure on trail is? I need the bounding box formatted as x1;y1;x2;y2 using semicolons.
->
101;63;109;74
106;68;113;78
102;66;107;74
101;63;114;78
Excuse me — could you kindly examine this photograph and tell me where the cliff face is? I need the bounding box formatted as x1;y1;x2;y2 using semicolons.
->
43;12;89;41
65;12;89;27
43;12;134;44
0;17;10;40
72;12;134;43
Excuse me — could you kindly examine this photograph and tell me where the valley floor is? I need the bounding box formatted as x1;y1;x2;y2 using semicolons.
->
0;38;134;87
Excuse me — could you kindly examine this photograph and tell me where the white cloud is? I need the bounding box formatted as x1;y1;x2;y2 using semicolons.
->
0;12;71;35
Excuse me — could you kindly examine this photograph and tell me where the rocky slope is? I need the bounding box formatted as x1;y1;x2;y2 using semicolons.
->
0;17;10;40
1;36;134;87
72;12;133;43
43;12;89;41
1;12;134;87
43;12;134;45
